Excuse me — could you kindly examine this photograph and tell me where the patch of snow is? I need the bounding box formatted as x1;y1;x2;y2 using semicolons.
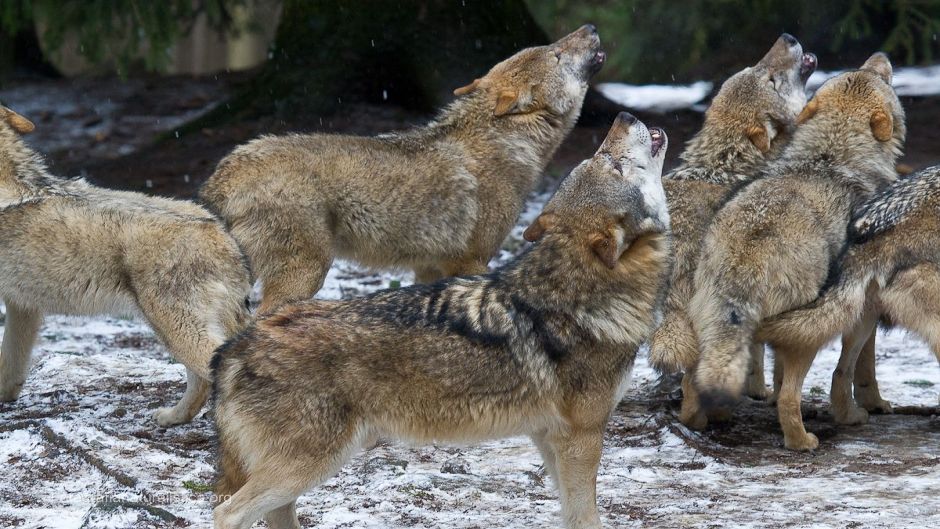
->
809;65;940;97
595;81;713;113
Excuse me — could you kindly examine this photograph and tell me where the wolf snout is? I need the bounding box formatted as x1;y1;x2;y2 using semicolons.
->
650;127;666;157
781;33;798;47
800;53;818;79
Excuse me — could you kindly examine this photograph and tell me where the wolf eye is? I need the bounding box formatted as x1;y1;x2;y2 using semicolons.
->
553;50;562;62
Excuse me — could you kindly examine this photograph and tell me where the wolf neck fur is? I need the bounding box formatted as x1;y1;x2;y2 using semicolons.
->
669;119;778;184
777;113;901;200
0;129;63;207
423;92;580;186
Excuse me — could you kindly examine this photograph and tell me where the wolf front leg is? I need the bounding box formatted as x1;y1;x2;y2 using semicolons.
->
0;300;42;402
775;343;820;451
552;426;605;529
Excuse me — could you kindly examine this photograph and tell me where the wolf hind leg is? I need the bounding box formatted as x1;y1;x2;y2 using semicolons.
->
853;329;892;413
830;312;878;425
214;423;370;529
0;300;42;402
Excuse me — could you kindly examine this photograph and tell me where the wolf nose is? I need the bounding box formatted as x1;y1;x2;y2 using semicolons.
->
584;23;597;35
616;112;637;126
781;33;798;47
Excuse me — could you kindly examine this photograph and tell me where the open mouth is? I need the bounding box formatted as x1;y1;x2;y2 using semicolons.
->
588;49;606;73
799;52;818;81
649;127;665;156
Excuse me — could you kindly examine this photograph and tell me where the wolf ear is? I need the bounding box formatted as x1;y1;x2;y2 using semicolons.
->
797;98;819;125
1;106;35;134
746;124;771;154
870;109;893;142
494;90;520;116
523;212;557;242
589;230;621;269
861;52;892;84
454;78;481;97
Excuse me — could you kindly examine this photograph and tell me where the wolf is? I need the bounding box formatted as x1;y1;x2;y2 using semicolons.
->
688;53;905;450
758;164;940;430
210;113;670;529
201;25;606;313
648;33;817;427
0;106;251;426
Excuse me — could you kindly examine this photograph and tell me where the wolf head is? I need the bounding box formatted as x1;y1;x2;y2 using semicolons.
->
791;53;905;182
684;33;816;168
0;105;43;200
452;24;604;121
524;112;669;270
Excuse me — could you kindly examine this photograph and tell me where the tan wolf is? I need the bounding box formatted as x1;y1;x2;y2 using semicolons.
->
689;53;905;450
201;25;606;313
0;106;251;426
210;113;670;529
758;164;940;433
648;33;816;427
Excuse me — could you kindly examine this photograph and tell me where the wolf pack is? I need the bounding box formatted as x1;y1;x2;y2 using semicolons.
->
0;23;936;528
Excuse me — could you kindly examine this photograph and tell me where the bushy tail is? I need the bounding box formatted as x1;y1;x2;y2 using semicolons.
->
649;309;700;373
688;281;761;409
214;431;249;505
210;335;252;505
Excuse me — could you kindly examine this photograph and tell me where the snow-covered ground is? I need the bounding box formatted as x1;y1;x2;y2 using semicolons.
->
2;188;939;529
599;65;940;113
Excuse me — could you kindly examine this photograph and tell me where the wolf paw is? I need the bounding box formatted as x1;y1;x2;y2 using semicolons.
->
0;383;23;402
746;385;771;400
784;432;819;451
153;406;189;427
857;395;893;414
679;408;708;430
833;405;869;426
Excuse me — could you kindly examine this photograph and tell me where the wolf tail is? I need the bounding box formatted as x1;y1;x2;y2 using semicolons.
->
214;431;249;505
649;309;700;374
210;337;252;505
688;280;762;410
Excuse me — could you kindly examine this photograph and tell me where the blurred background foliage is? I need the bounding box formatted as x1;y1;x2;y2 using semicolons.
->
527;0;940;82
0;0;938;118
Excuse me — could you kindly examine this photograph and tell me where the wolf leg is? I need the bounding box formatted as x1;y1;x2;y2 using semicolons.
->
213;475;308;529
264;501;301;529
767;352;783;405
679;372;708;430
831;313;878;425
530;431;559;488
552;427;604;529
853;329;892;413
154;369;211;427
776;345;819;451
0;301;42;402
745;342;770;399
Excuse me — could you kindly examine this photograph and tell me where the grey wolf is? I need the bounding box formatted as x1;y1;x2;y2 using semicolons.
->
0;106;251;426
201;25;606;313
648;33;817;428
210;113;670;529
